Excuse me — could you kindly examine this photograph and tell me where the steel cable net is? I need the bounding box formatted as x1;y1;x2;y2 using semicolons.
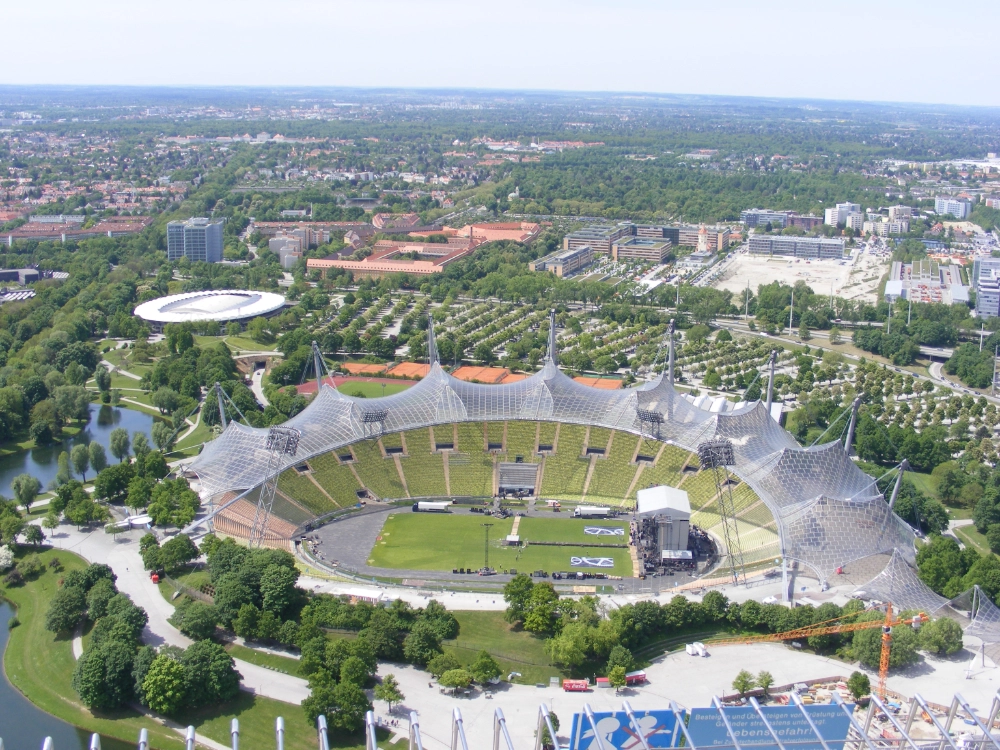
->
852;549;948;614
190;327;920;583
949;586;1000;642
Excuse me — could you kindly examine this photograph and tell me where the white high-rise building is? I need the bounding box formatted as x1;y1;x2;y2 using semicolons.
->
824;202;862;226
888;205;912;220
935;197;971;219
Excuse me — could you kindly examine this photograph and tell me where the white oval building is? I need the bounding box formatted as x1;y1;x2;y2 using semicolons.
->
134;290;286;331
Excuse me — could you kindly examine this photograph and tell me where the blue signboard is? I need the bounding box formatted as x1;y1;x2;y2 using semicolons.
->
687;704;855;750
569;709;678;750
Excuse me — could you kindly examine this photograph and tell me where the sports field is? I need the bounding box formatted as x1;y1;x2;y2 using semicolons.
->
368;512;633;577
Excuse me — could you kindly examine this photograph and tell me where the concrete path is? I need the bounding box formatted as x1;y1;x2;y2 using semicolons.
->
46;524;310;705
102;360;142;381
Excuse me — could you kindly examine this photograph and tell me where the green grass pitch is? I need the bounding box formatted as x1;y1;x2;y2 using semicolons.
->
368;512;633;576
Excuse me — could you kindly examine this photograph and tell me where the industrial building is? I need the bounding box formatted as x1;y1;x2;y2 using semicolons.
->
530;245;594;277
747;235;845;259
884;260;968;305
166;217;224;263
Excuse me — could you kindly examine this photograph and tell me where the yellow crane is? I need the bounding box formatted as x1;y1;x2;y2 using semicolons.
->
706;603;928;697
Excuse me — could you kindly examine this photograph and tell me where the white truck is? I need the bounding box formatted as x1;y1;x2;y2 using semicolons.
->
573;506;610;519
412;501;452;513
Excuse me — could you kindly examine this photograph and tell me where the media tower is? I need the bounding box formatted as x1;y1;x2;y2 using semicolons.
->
696;438;747;586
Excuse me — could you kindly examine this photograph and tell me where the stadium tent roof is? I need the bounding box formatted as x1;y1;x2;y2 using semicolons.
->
134;290;286;324
636;485;691;518
189;313;919;586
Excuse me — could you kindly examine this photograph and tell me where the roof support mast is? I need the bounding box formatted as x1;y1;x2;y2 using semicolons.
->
667;319;675;386
844;397;862;455
765;350;777;411
215;382;227;430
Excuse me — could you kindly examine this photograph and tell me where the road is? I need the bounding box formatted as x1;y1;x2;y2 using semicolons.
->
250;368;269;407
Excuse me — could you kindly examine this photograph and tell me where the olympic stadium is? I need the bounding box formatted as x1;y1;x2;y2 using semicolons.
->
187;313;943;611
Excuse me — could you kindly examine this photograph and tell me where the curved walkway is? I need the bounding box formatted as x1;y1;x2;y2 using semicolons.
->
46;523;309;705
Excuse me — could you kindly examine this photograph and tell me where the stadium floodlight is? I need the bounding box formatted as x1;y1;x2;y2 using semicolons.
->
698;438;746;586
249;426;301;548
637;408;664;441
362;409;389;424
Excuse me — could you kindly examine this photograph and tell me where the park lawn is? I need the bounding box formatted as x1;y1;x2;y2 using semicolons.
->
955;525;992;556
516;517;628;545
442;610;561;685
221;335;279;353
225;643;302;676
2;547;184;749
369;513;632;576
909;471;940;501
172;418;215;456
336;381;411;399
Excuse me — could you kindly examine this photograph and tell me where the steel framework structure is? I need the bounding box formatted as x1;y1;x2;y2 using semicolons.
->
248;425;301;548
697;438;747;586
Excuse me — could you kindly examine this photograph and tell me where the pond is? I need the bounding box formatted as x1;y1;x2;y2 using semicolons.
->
0;600;133;750
0;403;159;498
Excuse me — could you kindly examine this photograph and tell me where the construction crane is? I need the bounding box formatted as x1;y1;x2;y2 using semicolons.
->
706;603;928;698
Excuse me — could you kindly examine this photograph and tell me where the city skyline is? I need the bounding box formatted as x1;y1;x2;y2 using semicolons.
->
5;0;1000;109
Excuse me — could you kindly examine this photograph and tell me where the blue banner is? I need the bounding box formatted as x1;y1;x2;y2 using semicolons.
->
569;709;678;750
687;704;854;750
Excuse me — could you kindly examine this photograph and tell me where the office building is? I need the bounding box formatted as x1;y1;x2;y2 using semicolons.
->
888;205;913;221
167;218;224;263
748;235;845;259
739;209;790;228
787;214;823;230
562;225;632;254
935;197;971;219
530;245;594;277
611;237;672;263
824;202;861;226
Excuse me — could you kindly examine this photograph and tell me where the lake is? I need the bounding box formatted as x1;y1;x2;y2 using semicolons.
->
0;404;158;498
0;600;133;750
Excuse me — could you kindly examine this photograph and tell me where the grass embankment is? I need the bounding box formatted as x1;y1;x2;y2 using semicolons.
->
369;513;633;577
443;610;560;685
955;525;991;555
4;547;367;750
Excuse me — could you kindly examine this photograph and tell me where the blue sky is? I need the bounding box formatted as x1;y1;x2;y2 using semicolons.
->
7;0;1000;107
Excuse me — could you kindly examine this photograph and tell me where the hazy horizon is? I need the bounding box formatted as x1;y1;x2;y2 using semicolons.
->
6;0;1000;109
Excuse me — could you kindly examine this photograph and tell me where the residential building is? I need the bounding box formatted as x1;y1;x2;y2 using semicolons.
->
372;212;421;230
748;235;845;259
985;198;1000;210
530;245;594;277
888;205;913;221
973;257;1000;293
935;197;971;219
611;237;672;263
978;269;1000;318
824;202;861;226
166;218;224;263
845;213;864;232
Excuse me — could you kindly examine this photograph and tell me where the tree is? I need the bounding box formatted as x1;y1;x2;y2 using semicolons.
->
503;573;535;624
853;616;919;669
159;534;199;573
608;665;627;695
305;678;371;732
0;545;14;571
11;474;40;513
847;671;870;701
340;655;370;687
607;645;635;673
71;443;90;481
474;341;495;365
545;623;589;668
93;462;135;503
470;650;502;685
260;563;299;616
402;620;443;666
918;617;964;655
828;327;842;345
732;669;756;698
55;451;72;485
439;668;473;693
24;525;43;547
180;640;242;707
127;476;153;511
539;711;560;750
132;432;151;464
132;646;157;706
109;427;131;463
151;421;174;452
45;585;88;632
42;512;60;532
86;577;118;620
94;366;112;394
142;655;188;716
72;639;136;710
374;674;404;714
427;652;461;678
757;670;774;698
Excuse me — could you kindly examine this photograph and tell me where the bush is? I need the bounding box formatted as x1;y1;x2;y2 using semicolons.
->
169;601;219;641
4;569;24;587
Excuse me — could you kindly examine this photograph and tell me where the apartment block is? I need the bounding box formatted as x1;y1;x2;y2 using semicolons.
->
166;218;224;263
935;197;971;219
824;202;861;226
